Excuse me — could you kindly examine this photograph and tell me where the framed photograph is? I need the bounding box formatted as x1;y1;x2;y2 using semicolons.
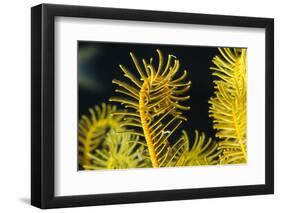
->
31;3;274;209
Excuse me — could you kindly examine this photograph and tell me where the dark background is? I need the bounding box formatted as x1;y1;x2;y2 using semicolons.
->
78;41;220;143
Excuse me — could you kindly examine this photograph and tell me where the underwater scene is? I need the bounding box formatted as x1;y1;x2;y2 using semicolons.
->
78;41;247;170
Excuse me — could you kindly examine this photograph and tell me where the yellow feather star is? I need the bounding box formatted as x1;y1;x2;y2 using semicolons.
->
110;49;191;168
167;130;220;167
209;48;247;164
84;130;150;170
78;103;124;168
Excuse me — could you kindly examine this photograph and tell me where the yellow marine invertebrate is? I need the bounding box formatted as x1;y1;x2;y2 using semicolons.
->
208;48;247;164
83;130;149;170
78;103;124;168
167;130;220;167
110;49;191;168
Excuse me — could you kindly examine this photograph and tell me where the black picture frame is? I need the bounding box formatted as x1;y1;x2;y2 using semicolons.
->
31;3;274;209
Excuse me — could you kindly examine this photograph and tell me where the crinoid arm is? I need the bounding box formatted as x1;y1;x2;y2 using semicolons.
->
165;130;220;167
110;49;191;168
209;47;247;164
84;130;150;170
78;103;124;168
